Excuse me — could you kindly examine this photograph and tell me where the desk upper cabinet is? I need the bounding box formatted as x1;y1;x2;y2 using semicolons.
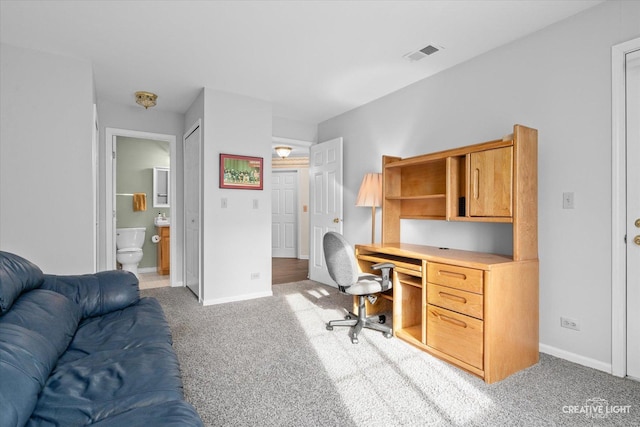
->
383;124;537;262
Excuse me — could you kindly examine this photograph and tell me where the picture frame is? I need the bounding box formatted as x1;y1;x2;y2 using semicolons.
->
219;153;264;190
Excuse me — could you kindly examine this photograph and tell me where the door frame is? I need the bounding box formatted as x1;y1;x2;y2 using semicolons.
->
611;37;640;378
104;128;177;285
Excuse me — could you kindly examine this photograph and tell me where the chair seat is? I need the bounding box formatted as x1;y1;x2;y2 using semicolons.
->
345;274;384;296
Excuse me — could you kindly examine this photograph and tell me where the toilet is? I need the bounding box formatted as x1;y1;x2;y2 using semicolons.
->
116;227;146;277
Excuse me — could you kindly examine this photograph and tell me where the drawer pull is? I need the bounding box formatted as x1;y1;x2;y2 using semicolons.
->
439;292;467;304
432;311;468;328
438;270;467;280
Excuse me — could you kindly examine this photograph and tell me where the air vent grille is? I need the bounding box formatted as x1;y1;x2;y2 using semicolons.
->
404;44;442;62
420;45;440;55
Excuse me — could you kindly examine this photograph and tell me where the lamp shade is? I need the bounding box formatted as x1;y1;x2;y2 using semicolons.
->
356;173;382;207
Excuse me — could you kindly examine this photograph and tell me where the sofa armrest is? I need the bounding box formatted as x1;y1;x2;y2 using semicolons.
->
41;270;139;318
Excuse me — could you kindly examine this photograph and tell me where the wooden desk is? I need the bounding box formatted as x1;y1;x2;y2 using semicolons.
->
355;243;539;384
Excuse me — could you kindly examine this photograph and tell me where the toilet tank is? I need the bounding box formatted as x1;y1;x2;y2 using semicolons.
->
116;227;146;249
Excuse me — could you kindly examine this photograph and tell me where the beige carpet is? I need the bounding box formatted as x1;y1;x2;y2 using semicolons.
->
143;281;640;426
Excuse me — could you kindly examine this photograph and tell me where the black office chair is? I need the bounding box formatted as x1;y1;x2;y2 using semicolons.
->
323;231;394;344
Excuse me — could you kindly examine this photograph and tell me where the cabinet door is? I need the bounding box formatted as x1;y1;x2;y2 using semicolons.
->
469;147;512;217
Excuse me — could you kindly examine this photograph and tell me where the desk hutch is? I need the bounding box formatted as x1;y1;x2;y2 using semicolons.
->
356;124;538;383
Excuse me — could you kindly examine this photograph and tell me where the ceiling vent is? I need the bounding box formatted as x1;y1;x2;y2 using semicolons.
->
404;45;442;62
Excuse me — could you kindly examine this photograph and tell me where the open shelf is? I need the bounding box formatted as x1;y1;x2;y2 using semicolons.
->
397;274;422;288
395;325;423;344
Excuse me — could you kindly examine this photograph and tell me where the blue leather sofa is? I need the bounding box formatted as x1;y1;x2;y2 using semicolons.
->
0;251;203;427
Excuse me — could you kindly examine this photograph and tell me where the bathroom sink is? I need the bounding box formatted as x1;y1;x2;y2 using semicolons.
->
154;217;170;227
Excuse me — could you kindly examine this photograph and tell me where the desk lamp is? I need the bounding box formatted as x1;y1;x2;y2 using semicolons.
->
356;173;382;244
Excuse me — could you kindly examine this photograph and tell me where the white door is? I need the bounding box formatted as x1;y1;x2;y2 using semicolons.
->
184;124;201;300
272;171;297;258
626;48;640;379
308;137;343;285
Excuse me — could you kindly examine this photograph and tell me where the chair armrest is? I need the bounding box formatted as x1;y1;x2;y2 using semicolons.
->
371;262;395;270
372;262;395;291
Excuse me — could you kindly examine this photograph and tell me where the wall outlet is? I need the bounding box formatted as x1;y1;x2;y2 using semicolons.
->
561;317;580;331
250;272;260;280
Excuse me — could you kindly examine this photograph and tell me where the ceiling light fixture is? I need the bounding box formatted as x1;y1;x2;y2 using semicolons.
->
274;146;292;159
135;91;157;109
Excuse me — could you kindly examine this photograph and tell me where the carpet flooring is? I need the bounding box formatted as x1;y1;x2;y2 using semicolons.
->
142;281;640;426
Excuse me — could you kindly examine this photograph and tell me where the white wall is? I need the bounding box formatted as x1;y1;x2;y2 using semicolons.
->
273;116;317;143
318;1;640;370
200;89;273;304
0;44;95;274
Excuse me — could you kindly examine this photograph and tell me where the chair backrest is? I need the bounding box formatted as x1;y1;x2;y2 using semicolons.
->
323;232;359;289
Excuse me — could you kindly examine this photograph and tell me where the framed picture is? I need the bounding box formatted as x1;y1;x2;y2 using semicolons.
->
219;153;263;190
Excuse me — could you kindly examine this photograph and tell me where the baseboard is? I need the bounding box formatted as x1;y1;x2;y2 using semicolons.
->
137;267;157;274
298;255;309;260
202;290;273;306
539;343;612;374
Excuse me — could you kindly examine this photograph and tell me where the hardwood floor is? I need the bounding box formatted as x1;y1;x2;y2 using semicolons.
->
272;257;309;284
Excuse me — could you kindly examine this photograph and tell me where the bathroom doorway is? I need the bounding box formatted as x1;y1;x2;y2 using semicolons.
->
105;128;177;287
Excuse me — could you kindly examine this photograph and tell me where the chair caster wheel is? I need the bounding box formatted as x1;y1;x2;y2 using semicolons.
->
345;315;352;320
378;315;386;324
384;332;393;339
351;337;359;344
326;324;333;331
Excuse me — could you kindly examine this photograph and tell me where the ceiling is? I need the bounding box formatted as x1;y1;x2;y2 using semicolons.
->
1;1;603;125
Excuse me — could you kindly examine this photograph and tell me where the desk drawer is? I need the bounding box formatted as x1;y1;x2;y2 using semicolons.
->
427;283;483;320
426;305;483;369
427;262;483;294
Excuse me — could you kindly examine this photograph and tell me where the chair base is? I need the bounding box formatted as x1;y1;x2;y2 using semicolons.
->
326;295;393;344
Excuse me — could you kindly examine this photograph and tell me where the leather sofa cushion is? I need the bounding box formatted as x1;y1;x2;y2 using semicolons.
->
0;289;81;427
89;400;204;427
59;297;173;365
29;342;186;426
41;270;139;319
0;251;44;315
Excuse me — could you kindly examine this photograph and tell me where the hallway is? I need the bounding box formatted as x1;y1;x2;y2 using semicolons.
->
272;258;308;284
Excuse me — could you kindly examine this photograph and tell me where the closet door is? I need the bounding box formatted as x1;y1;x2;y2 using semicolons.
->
184;124;201;300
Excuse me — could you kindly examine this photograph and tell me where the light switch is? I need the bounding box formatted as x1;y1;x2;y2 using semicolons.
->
563;192;574;209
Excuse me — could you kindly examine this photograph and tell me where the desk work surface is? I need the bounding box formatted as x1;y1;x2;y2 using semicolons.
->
355;242;518;270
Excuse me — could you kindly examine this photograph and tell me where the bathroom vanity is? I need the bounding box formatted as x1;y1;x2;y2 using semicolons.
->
156;225;170;275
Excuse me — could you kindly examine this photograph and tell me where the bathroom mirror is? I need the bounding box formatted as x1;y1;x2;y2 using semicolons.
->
153;167;170;207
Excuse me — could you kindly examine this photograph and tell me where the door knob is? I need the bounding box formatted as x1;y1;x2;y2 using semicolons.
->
333;218;340;223
635;218;640;228
634;235;640;246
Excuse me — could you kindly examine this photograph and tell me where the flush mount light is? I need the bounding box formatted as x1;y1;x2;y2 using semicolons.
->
135;91;157;109
274;146;292;158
